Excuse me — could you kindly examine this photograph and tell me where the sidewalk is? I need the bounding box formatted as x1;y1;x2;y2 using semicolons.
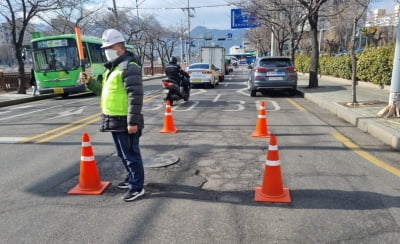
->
297;73;400;151
1;73;399;150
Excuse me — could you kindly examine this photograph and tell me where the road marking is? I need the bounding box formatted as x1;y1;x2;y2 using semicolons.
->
287;98;306;111
15;94;160;144
0;100;95;121
47;106;86;120
18;113;100;144
223;100;245;111
237;87;249;96
213;94;221;102
0;137;26;144
173;101;199;111
332;131;400;177
190;89;207;96
254;100;281;111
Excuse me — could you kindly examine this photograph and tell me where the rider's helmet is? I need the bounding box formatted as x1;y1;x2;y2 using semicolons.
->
170;56;178;64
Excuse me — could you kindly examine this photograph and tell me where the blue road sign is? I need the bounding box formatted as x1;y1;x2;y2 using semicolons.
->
231;9;260;29
227;33;233;38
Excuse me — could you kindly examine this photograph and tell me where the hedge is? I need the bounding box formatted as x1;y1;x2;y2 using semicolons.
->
294;42;395;86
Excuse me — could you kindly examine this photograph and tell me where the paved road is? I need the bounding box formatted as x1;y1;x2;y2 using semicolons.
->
0;69;399;243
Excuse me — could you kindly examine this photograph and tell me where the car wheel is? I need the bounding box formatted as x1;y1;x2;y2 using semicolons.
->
288;88;297;96
250;89;257;97
207;81;215;88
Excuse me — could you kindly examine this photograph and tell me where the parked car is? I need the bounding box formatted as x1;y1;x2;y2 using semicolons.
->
247;56;297;97
187;63;219;88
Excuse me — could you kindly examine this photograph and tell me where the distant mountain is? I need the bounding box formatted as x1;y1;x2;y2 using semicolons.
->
190;26;246;54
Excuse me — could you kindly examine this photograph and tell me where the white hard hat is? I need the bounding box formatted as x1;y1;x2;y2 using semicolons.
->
101;29;126;48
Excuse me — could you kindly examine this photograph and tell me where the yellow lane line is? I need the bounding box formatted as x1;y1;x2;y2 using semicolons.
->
332;131;400;177
19;93;160;144
35;117;100;144
287;98;306;111
17;113;101;144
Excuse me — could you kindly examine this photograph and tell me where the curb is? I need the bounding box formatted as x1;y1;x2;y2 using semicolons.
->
0;94;58;107
297;89;400;151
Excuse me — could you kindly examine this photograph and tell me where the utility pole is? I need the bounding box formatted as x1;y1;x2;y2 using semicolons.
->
187;0;191;64
182;0;194;64
378;16;400;118
112;0;119;27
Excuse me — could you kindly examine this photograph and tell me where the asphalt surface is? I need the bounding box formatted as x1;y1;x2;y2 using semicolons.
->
1;70;399;243
1;73;399;151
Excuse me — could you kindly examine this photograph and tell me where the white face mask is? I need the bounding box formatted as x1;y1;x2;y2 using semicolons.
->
105;49;119;61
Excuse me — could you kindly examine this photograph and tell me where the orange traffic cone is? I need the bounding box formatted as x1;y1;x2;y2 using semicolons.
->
68;132;111;195
251;100;271;138
159;100;178;133
255;135;291;203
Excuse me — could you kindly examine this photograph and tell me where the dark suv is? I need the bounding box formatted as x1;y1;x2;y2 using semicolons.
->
247;56;298;97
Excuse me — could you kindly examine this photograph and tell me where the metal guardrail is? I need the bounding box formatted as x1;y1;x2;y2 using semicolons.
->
0;72;31;92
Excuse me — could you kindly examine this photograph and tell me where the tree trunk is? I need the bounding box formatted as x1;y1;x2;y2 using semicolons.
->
16;47;26;94
350;18;358;104
308;23;319;88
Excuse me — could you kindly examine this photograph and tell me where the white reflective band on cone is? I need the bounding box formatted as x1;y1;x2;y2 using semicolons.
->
268;145;278;150
165;112;172;116
258;115;266;118
82;141;91;147
81;156;95;161
266;159;280;166
260;106;265;110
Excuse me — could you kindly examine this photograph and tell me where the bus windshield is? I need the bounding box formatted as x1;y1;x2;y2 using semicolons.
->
33;46;79;72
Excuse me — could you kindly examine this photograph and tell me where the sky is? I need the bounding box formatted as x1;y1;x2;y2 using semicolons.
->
369;0;398;13
105;0;235;30
104;0;400;30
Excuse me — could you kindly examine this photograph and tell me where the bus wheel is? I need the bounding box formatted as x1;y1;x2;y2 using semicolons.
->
61;93;70;98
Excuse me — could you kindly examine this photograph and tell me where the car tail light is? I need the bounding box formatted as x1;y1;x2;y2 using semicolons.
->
162;81;174;87
202;71;212;74
254;67;267;73
286;66;296;72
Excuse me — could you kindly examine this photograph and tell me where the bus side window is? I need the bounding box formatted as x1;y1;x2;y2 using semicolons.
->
88;43;106;64
83;44;90;67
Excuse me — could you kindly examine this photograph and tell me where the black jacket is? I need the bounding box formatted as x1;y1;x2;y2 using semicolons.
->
165;63;189;84
88;51;144;132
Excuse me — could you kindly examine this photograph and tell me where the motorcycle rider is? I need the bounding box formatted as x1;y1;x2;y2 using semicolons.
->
165;56;190;90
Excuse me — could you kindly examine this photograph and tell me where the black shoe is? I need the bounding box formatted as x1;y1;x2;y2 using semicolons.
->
117;176;129;189
122;188;145;202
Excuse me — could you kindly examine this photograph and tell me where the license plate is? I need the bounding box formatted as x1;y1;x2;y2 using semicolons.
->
191;79;201;83
267;71;285;76
53;88;64;94
269;77;283;80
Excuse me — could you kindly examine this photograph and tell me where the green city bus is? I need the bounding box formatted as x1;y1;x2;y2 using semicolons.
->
31;32;133;97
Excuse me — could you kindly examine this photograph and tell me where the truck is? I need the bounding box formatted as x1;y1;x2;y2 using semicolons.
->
200;46;226;82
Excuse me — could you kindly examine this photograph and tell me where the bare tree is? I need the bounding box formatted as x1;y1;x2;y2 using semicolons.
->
37;0;104;35
250;0;307;61
0;0;60;94
153;26;181;69
348;0;370;105
246;26;271;56
296;0;333;88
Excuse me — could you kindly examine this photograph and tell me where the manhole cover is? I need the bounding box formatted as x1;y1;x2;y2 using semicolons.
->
143;154;180;168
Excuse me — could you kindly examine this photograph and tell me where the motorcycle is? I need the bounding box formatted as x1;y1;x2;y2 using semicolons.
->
161;77;190;106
